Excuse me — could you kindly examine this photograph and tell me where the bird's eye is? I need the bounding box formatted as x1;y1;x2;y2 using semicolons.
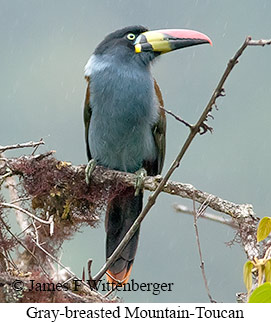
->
127;33;136;41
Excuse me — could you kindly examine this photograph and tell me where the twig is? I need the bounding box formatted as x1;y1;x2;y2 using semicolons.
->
160;107;193;129
103;284;117;298
247;39;271;46
31;219;41;246
0;202;53;226
9;197;31;204
31;138;43;155
174;204;239;229
0;140;45;153
31;238;105;299
92;36;265;282
0;171;13;184
193;198;216;303
31;238;76;279
87;259;96;289
0;216;50;278
4;171;31;233
0;249;18;271
160;107;213;134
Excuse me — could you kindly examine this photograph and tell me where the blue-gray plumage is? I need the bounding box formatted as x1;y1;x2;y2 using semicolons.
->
83;25;211;284
86;53;158;173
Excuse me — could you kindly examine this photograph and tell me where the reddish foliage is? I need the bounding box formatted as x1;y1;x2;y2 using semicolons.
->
6;156;115;259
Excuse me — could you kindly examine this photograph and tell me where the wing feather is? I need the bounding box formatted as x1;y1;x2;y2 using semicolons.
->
83;76;92;161
143;79;166;176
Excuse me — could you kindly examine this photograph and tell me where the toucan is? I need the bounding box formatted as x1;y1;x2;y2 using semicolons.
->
83;26;212;285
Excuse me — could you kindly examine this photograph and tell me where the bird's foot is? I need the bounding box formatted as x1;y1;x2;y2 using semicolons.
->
85;159;97;185
134;167;147;196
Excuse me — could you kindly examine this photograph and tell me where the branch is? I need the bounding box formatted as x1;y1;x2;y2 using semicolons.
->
143;176;255;219
193;198;216;303
0;202;54;226
247;38;271;46
0;140;44;153
160;107;213;134
160;107;194;130
6;154;256;220
4;173;31;233
5;152;259;262
0;216;50;278
75;164;257;219
174;204;239;229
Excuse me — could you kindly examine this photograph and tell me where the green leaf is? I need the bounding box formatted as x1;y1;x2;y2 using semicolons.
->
243;261;254;292
249;282;271;303
265;259;271;283
257;217;271;242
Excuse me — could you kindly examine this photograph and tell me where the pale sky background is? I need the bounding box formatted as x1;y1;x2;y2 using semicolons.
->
1;0;271;302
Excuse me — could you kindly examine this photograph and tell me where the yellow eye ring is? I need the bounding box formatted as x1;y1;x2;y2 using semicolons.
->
127;33;136;41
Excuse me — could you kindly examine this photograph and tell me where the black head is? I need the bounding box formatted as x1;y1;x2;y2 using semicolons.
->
93;25;159;66
94;25;148;55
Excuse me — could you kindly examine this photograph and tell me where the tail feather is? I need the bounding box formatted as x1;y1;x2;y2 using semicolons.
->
106;264;133;285
105;188;143;285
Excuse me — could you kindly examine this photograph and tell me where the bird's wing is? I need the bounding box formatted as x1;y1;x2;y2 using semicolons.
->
144;80;166;176
83;76;92;161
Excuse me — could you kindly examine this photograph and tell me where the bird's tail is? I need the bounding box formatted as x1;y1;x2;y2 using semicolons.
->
105;187;142;285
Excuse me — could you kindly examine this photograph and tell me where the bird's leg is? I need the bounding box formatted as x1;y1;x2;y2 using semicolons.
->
134;167;147;196
85;159;97;185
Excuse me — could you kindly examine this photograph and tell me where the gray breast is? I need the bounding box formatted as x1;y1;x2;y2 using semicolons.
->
87;55;159;172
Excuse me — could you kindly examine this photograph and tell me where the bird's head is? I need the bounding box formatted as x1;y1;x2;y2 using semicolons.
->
93;25;212;66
